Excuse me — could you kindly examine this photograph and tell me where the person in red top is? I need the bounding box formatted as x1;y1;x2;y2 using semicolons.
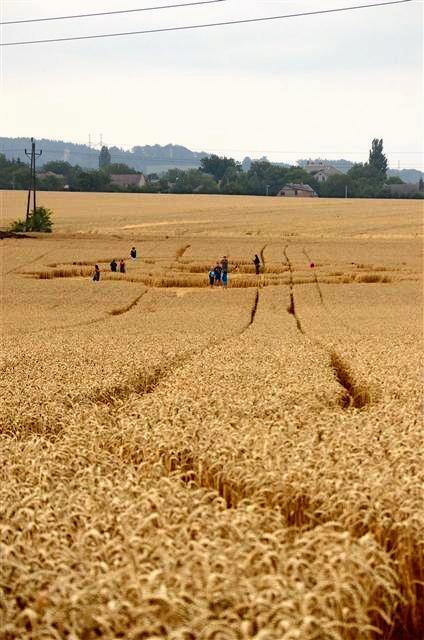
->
119;259;126;274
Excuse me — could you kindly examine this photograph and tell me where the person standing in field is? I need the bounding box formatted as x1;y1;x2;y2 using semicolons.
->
130;247;137;260
214;262;222;286
222;270;228;289
208;266;215;288
92;265;101;281
119;259;126;274
221;255;228;274
253;254;261;275
110;259;117;272
221;256;229;289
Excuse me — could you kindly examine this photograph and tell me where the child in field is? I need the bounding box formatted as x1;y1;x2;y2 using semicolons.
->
208;267;215;287
92;265;101;281
130;247;137;260
110;259;117;272
119;259;126;274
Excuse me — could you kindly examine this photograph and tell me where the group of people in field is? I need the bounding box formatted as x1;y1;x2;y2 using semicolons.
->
93;246;263;286
92;247;137;281
110;258;127;274
208;256;229;288
207;254;262;289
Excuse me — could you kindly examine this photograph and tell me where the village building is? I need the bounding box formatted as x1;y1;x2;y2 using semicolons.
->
302;161;342;182
110;173;146;189
277;183;317;198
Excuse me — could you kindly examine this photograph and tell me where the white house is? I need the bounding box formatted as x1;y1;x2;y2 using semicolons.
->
303;162;342;182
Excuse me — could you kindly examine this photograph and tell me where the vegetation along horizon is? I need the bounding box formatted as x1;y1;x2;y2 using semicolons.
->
1;189;423;640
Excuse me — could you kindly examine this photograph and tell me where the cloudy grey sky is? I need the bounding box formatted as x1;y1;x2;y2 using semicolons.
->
1;0;422;168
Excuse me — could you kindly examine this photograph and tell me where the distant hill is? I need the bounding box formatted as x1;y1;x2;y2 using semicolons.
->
387;168;424;184
0;137;207;174
298;157;423;184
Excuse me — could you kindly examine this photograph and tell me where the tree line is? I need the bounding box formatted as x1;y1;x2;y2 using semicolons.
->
1;139;422;198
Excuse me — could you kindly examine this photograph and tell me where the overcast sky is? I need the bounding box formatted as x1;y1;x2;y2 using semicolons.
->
0;0;422;168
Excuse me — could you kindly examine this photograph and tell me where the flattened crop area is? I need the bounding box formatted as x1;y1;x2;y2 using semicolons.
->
1;195;423;640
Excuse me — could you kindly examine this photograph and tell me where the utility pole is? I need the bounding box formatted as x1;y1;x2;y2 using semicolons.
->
266;184;270;196
24;138;42;230
345;184;348;199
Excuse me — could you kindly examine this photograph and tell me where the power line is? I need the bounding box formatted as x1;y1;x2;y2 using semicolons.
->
0;0;228;26
0;0;413;47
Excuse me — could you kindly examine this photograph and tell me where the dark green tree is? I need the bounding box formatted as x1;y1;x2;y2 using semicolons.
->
347;161;385;198
245;160;319;196
320;174;354;198
38;174;64;191
246;160;287;195
220;167;249;194
200;155;241;182
368;138;388;177
419;177;424;192
69;167;111;191
98;146;111;170
103;163;137;175
348;162;381;180
41;161;73;178
167;168;218;194
0;154;30;189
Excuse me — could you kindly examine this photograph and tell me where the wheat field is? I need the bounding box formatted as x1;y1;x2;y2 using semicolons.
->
1;191;423;640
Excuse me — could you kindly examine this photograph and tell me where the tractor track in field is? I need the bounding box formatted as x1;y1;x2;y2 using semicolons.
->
163;448;315;523
8;284;261;438
301;246;365;337
260;243;268;269
12;289;149;335
282;245;304;334
329;351;371;409
98;281;261;405
242;287;260;332
176;243;191;261
302;248;324;303
284;244;372;410
107;290;147;316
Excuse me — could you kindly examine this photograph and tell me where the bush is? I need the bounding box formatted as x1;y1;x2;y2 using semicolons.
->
8;219;26;232
9;206;54;233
